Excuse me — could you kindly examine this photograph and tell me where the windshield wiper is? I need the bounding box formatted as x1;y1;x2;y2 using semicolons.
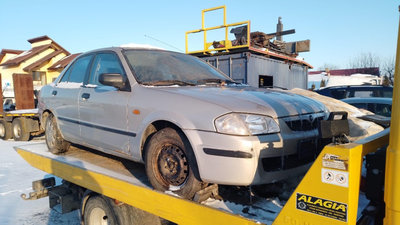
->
142;80;195;86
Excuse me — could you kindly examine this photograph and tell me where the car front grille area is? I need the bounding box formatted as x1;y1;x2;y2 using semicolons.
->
262;139;322;172
284;116;324;131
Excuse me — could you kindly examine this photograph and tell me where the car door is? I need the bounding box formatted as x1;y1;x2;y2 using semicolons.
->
78;52;132;155
49;54;93;142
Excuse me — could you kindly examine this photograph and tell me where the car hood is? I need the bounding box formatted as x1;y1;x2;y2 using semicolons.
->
154;86;327;118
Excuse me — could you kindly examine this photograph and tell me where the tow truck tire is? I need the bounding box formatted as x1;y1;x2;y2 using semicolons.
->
84;196;118;225
45;114;70;154
0;120;12;140
145;127;203;200
83;195;162;225
12;118;30;141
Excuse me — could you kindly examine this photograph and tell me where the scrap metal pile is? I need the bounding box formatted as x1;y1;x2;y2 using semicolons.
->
215;17;310;57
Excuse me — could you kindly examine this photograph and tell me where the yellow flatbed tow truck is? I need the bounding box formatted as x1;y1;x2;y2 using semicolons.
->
14;6;400;225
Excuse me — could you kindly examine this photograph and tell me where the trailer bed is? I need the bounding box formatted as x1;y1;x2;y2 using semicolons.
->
15;139;375;225
15;142;278;225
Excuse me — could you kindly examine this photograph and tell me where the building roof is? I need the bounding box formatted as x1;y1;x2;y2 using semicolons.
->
309;67;380;76
48;53;80;71
0;35;71;69
27;35;52;44
0;49;24;63
28;35;70;55
0;44;52;67
23;49;64;72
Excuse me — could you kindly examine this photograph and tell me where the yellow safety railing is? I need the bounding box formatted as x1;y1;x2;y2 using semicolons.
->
185;5;250;55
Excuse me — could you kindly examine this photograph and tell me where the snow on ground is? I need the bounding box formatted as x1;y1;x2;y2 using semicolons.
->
203;197;282;224
0;139;79;225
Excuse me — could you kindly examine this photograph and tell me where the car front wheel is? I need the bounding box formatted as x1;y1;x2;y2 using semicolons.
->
145;127;203;200
45;114;70;154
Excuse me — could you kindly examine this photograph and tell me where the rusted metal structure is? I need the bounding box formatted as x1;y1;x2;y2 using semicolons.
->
186;6;312;89
12;74;35;110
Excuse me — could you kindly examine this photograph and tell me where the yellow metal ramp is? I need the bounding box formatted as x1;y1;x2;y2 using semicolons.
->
15;126;388;225
15;142;264;225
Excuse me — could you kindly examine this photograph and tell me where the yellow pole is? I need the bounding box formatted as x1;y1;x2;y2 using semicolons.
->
202;9;206;53
384;5;400;225
185;32;188;54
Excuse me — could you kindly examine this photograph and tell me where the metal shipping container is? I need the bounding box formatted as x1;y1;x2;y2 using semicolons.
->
201;52;309;89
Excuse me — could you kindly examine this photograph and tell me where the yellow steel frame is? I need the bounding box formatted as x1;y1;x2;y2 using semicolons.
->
384;6;400;225
185;5;250;55
274;6;400;224
273;130;389;225
16;147;261;225
0;113;36;118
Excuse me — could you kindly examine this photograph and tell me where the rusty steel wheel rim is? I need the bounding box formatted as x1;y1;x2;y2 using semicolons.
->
156;144;189;187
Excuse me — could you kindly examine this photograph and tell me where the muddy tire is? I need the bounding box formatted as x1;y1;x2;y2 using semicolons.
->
45;114;70;154
83;195;162;225
84;196;119;225
12;118;30;141
0;120;12;140
145;127;203;200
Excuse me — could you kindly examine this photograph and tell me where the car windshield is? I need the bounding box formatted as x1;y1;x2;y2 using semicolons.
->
123;49;237;86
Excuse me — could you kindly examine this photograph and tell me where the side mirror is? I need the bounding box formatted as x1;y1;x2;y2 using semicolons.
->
99;73;125;89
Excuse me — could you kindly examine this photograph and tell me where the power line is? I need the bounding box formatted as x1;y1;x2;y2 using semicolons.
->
144;35;183;52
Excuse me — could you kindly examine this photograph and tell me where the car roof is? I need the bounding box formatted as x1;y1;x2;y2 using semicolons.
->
342;97;393;104
318;85;392;90
82;46;172;55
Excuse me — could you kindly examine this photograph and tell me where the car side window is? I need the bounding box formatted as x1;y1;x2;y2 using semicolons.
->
59;68;70;82
331;89;347;99
352;103;367;110
88;53;124;86
367;103;376;113
353;90;373;98
375;103;392;117
59;55;92;83
383;90;393;98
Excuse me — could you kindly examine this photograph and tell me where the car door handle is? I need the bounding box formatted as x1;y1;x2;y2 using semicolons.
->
81;93;90;100
52;90;57;96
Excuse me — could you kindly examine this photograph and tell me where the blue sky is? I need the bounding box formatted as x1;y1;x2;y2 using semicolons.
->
0;0;398;70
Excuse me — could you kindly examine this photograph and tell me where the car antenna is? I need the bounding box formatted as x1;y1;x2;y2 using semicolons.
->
144;34;183;52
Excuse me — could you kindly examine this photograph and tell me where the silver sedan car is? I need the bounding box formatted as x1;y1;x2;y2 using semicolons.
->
39;47;329;199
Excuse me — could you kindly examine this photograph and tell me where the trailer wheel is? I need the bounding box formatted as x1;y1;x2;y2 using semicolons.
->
84;196;119;225
145;127;203;200
83;195;163;225
45;114;70;154
12;118;30;141
0;120;12;140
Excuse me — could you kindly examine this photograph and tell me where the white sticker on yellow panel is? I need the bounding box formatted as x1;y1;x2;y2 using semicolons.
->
321;168;349;187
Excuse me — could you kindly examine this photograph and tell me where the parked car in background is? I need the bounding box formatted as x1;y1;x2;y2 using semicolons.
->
342;97;392;117
39;47;331;199
316;85;393;100
3;98;15;111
